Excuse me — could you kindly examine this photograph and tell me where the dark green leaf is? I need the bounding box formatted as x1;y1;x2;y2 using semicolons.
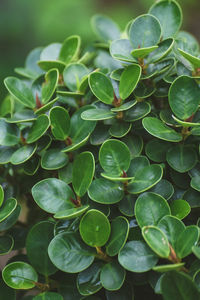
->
100;262;125;291
89;72;114;104
50;106;70;140
119;65;141;100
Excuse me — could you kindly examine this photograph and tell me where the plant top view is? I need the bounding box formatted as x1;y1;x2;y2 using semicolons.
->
1;0;200;299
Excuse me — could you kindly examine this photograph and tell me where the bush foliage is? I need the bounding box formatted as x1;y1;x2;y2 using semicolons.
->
1;0;200;299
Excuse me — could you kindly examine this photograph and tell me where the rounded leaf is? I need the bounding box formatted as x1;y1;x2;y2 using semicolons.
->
41;68;59;104
59;35;81;64
33;292;63;300
119;64;141;100
41;149;68;170
10;145;37;165
63;63;89;92
2;262;38;289
0;198;17;222
170;199;191;220
92;14;121;42
50;106;70;140
89;72;114;104
175;225;199;259
100;262;125;291
79;209;111;247
26;114;50;144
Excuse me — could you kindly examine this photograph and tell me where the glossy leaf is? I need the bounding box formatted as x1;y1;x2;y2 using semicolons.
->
59;35;80;64
0;235;14;255
92;15;121;42
49;106;70;140
119;64;141;100
41;68;59;104
26;114;50;144
48;232;95;273
170;199;191;220
118;240;158;273
175;225;199;259
0;185;4;207
63;63;89;92
79;209;110;247
135;192;171;228
0;120;20;146
2;262;38;289
110;39;135;62
54;205;89;220
0;198;17;222
33;292;63;300
99;139;131;176
10;144;37;165
41;149;68;170
81;108;115;121
89;72;114;104
142;226;170;258
169;76;200;120
32;178;75;213
72;151;95;197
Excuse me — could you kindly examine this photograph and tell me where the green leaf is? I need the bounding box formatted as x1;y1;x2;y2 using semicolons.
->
169;76;200;120
49;106;70;140
110;39;136;62
99;139;131;176
119;65;141;100
6;110;36;123
38;60;65;73
40;43;61;61
0;185;4;207
10;145;37;165
153;263;185;273
0;146;16;164
81;108;115;121
106;216;129;257
149;179;174;200
79;209;110;247
100;261;125;291
191;176;200;192
170;199;191;220
35;97;59;115
122;134;143;159
109;121;131;138
147;38;174;63
4;77;35;109
128;165;163;194
92;15;121;42
0;120;20;146
89;72;114;104
0;205;21;232
54;205;89;220
123;102;151;122
26;221;57;276
48;232;95;273
41;149;68;170
145;139;171;162
149;0;182;39
175;225;199;259
88;178;124;204
32;178;75;213
158;215;185;249
59;35;81;64
129;14;161;48
0;198;17;222
166;145;197;173
118;240;158;273
161;271;200;300
41;68;59;104
142;226;170;258
142;117;182;142
77;262;103;296
33;292;63;300
111;100;137;112
2;262;38;289
135;192;171;228
178;48;200;70
0;235;14;255
26;114;50;144
127;156;150;178
72;151;95;197
63;63;89;92
131;46;158;59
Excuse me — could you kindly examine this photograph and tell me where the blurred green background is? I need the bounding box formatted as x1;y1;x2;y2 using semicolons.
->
0;0;199;98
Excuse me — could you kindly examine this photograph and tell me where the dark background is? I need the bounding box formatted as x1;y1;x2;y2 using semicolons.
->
0;0;199;98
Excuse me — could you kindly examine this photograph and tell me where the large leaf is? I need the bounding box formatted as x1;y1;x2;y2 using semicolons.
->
169;76;200;120
48;232;95;273
129;14;161;48
118;240;158;273
4;77;35;108
79;209;110;247
72;151;95;197
32;178;75;213
135;192;171;228
89;72;114;104
149;0;182;39
2;262;38;289
99;139;131;176
119;64;141;100
161;271;200;300
26;221;58;276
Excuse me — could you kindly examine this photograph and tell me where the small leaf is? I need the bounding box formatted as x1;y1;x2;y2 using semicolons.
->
63;63;89;92
32;178;75;213
2;262;38;289
50;106;70;140
0;235;14;255
59;35;81;64
89;72;114;104
129;14;162;48
175;225;199;259
0;185;4;207
170;199;191;220
10;145;37;165
42;69;59;104
4;77;35;108
118;240;158;273
48;232;95;273
135;192;171;228
119;65;141;100
0;120;20;146
72;151;95;197
26;114;50;144
142;226;170;258
79;209;110;247
92;15;121;42
0;198;17;222
100;261;125;291
81;109;115;121
54;205;89;220
191;175;200;192
99;139;131;176
33;292;63;300
41;149;68;170
110;39;135;62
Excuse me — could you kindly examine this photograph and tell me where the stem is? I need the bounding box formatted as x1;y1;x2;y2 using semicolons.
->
181;126;191;141
95;246;112;262
34;281;49;292
168;244;181;264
